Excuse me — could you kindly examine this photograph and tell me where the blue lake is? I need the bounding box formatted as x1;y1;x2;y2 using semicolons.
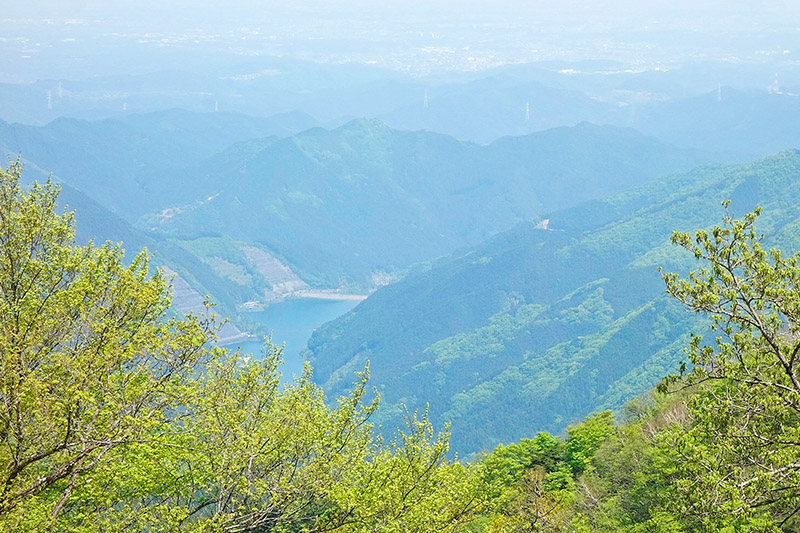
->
227;298;361;379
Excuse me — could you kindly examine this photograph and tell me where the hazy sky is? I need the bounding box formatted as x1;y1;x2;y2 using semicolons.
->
2;0;799;81
6;1;800;30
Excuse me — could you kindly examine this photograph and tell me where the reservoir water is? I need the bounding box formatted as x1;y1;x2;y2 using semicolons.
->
227;298;361;379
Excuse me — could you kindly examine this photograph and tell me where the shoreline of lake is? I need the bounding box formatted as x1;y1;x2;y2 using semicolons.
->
223;298;363;378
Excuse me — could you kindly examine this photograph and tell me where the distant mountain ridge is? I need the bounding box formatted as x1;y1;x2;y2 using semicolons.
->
0;109;318;215
0;110;716;349
634;87;800;160
148;118;710;288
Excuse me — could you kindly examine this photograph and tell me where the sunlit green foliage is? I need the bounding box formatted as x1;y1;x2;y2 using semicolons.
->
0;159;214;529
474;414;619;532
0;162;481;532
657;204;800;531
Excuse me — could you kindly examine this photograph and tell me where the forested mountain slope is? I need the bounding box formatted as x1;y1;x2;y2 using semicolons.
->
150;119;708;288
307;150;800;454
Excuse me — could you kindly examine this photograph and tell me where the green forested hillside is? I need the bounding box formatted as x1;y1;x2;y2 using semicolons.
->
470;207;800;531
307;150;800;454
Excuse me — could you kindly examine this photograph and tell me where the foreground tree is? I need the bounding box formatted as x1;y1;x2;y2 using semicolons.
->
0;161;481;532
0;160;215;528
53;350;481;533
659;204;800;531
